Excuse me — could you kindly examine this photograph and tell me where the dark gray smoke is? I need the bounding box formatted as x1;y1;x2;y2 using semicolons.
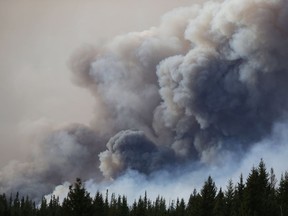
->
99;130;176;179
1;0;288;200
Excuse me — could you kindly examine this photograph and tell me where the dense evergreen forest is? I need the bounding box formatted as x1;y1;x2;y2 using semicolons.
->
1;160;288;216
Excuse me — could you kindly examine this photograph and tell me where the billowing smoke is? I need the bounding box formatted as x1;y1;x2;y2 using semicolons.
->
0;124;105;198
1;0;288;201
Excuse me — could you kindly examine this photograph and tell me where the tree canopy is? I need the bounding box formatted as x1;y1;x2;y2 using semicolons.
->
0;160;287;216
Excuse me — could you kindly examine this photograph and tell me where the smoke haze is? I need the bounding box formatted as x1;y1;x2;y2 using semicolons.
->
1;0;288;202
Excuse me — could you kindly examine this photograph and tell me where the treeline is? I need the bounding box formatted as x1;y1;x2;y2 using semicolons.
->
1;159;288;216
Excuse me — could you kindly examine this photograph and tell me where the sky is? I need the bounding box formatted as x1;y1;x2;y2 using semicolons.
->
0;0;193;166
1;0;288;204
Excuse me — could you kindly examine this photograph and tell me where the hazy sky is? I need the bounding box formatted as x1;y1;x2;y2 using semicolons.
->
2;0;288;203
0;0;194;166
0;0;198;166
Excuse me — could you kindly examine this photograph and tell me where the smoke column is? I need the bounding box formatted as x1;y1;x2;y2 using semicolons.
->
1;0;288;201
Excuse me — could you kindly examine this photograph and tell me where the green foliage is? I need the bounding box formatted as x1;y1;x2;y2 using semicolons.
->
0;160;287;216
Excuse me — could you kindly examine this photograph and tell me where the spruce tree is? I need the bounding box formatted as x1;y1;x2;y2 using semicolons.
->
278;172;288;216
186;189;202;216
92;191;105;216
200;176;217;216
62;178;92;216
234;174;245;216
48;195;61;216
119;195;129;216
175;198;185;216
213;188;226;216
225;179;234;216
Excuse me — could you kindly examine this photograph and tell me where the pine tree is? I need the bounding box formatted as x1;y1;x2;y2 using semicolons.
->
4;159;288;216
225;179;234;216
234;173;245;216
175;198;185;216
48;195;61;216
152;196;166;216
213;188;226;216
0;194;9;216
278;172;288;216
92;191;105;216
244;166;260;216
38;197;48;216
62;178;92;216
11;192;20;216
186;189;202;216
119;195;129;216
200;176;217;216
266;168;279;215
20;196;35;216
108;193;117;216
243;160;275;216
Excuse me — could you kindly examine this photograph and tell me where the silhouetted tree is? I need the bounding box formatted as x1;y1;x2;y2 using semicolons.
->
92;191;105;216
38;197;49;216
62;178;92;216
200;176;217;216
213;188;225;216
48;195;61;216
175;198;185;216
0;194;9;216
186;189;201;216
234;174;245;216
225;179;234;216
1;159;288;216
278;172;288;216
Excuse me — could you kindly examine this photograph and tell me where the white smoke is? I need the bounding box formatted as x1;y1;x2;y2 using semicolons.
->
47;120;288;204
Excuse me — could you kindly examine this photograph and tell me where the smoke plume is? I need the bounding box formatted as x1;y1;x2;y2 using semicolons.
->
1;0;288;201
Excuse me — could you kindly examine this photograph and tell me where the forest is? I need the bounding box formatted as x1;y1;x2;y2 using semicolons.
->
0;159;288;216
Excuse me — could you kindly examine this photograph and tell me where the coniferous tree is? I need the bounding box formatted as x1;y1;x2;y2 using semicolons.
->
11;192;21;216
130;200;138;216
175;198;185;216
278;172;288;216
103;189;109;216
107;193;117;216
146;198;154;216
200;176;217;216
266;167;279;215
225;179;234;216
119;195;129;216
62;178;92;216
186;189;201;216
0;194;9;216
92;191;105;216
138;195;146;216
258;159;278;216
48;195;61;216
20;196;35;216
244;166;260;216
38;197;48;216
213;188;226;216
3;159;288;216
153;196;167;216
244;160;275;216
234;173;245;216
168;199;175;216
